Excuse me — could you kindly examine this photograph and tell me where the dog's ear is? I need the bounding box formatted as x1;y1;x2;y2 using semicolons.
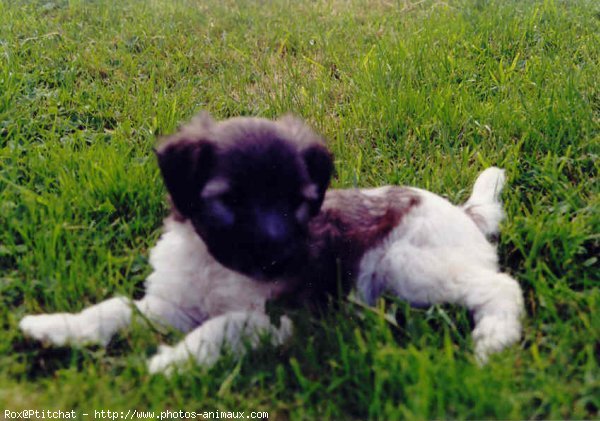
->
302;144;333;215
277;115;333;214
155;139;215;218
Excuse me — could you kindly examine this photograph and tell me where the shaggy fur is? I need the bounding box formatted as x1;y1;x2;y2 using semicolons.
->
155;112;333;280
20;114;524;373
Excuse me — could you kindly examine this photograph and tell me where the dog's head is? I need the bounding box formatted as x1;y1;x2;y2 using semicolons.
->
156;112;333;279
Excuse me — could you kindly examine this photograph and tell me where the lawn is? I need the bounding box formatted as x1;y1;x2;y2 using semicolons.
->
0;0;598;418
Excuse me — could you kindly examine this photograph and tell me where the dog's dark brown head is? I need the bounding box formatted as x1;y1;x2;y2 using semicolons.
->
156;112;333;279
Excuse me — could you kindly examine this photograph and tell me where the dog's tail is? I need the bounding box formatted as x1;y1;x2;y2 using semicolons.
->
462;167;506;238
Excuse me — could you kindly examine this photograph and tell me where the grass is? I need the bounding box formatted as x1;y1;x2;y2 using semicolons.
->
1;0;598;418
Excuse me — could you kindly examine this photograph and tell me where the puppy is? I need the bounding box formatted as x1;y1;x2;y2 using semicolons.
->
20;113;524;373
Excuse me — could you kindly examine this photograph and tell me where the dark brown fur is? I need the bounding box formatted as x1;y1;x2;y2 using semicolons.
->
157;113;421;309
278;187;421;307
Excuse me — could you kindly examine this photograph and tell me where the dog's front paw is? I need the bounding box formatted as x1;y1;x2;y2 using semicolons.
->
147;345;187;375
20;314;75;346
147;351;172;375
147;342;220;375
20;313;110;346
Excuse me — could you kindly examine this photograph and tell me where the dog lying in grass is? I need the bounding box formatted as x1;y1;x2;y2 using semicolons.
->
20;113;524;373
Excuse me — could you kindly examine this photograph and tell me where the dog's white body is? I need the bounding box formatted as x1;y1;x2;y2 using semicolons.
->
20;167;523;373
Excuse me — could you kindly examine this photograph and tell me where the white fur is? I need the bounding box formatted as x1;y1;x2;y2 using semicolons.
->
461;167;506;237
20;218;290;373
20;167;523;372
356;168;523;362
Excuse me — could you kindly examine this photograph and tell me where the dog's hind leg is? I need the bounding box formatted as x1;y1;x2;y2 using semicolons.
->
147;311;292;374
19;294;200;347
462;270;524;363
376;243;523;363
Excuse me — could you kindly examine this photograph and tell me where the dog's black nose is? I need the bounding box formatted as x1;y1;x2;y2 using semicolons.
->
256;210;291;245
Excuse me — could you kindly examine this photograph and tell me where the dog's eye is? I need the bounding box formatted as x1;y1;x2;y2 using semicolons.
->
302;184;319;201
205;199;235;227
295;202;310;222
219;192;240;207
